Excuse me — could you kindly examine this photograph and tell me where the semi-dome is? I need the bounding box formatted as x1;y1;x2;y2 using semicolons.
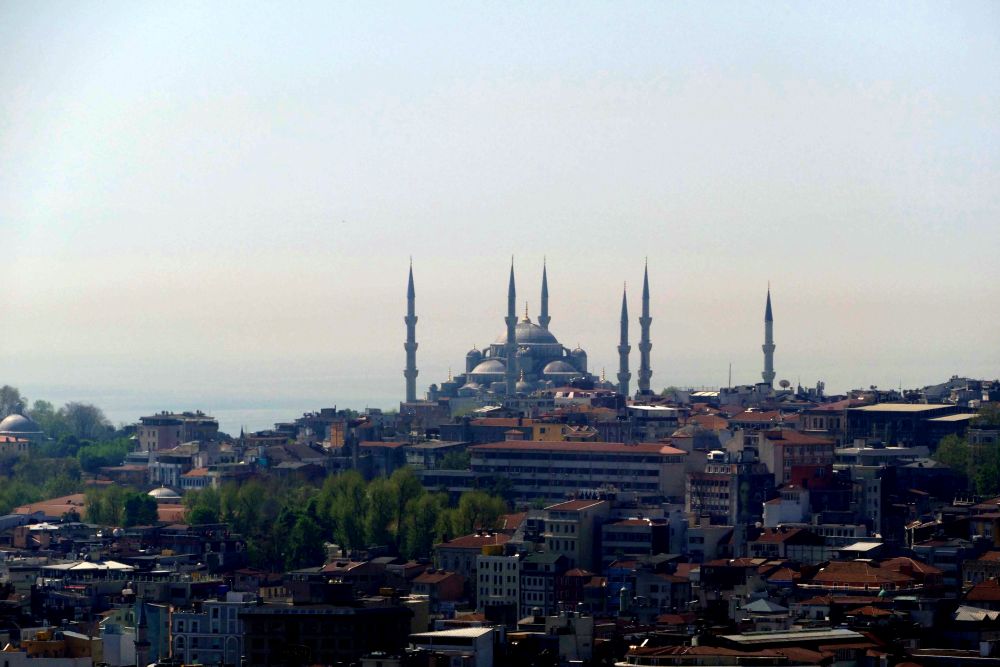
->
493;321;560;346
0;413;42;434
471;359;506;374
543;360;577;374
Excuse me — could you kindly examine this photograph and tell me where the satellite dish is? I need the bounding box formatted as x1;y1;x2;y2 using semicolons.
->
779;379;791;389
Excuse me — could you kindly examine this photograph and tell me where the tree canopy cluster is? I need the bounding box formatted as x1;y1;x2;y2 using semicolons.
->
932;404;1000;496
182;469;508;571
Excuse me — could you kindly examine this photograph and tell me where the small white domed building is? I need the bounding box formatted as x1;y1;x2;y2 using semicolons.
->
147;487;182;504
0;411;45;443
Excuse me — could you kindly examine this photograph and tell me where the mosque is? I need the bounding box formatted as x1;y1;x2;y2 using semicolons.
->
404;261;662;401
403;260;777;403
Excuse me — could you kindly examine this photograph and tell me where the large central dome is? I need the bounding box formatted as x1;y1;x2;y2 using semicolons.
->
493;320;560;346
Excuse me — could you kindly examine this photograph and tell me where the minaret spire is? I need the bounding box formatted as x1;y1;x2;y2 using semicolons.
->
404;261;419;403
617;284;632;397
505;260;518;396
539;258;551;330
762;284;776;388
637;260;653;395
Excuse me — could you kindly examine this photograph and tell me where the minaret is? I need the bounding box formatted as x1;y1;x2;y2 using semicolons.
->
762;285;776;387
637;261;653;395
505;260;518;396
617;285;631;396
134;597;150;667
404;261;419;403
539;259;551;330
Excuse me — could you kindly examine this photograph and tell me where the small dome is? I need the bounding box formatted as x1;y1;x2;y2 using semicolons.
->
148;487;181;501
0;413;42;434
457;384;481;397
543;360;577;374
516;380;533;393
471;359;506;374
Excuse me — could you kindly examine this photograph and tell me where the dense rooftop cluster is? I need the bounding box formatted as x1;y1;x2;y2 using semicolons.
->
0;374;999;666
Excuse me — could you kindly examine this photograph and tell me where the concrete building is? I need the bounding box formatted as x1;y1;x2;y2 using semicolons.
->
757;430;835;485
469;440;688;502
542;499;611;571
136;411;218;452
408;627;495;667
519;552;567;617
601;518;669;567
171;593;255;666
845;403;967;447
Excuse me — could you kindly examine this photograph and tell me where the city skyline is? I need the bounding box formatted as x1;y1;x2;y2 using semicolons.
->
1;2;998;429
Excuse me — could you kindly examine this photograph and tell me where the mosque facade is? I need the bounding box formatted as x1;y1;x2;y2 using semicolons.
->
419;262;603;400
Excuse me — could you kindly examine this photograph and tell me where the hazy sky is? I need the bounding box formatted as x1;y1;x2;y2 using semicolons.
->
2;2;998;431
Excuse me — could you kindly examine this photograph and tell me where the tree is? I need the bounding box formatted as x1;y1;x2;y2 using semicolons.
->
934;434;970;482
975;403;1000;428
77;438;132;473
975;447;1000;498
286;514;326;569
439;451;471;470
188;506;219;525
389;467;424;549
60;402;112;440
123;493;159;527
402;493;445;558
29;400;68;438
0;386;26;417
365;477;397;548
184;487;222;524
328;471;367;550
86;486;129;526
448;490;507;536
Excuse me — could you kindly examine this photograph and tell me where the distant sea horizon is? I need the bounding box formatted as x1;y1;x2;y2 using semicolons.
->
18;383;401;436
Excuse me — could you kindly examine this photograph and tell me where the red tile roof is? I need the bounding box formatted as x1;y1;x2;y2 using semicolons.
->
880;556;942;577
157;504;186;523
655;612;696;626
689;414;730;430
359;440;408;449
498;512;527;532
14;493;87;518
848;605;893;617
808;561;914;587
767;567;801;582
413;570;462;584
762;429;835;445
966;579;1000;602
547;499;608;512
753;528;808;543
471;418;535;427
729;410;785;423
436;533;511;550
563;568;594;577
806;399;869;413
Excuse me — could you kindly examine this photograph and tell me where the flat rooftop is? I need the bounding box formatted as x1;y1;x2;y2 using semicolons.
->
847;403;955;413
719;627;864;644
926;413;977;422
